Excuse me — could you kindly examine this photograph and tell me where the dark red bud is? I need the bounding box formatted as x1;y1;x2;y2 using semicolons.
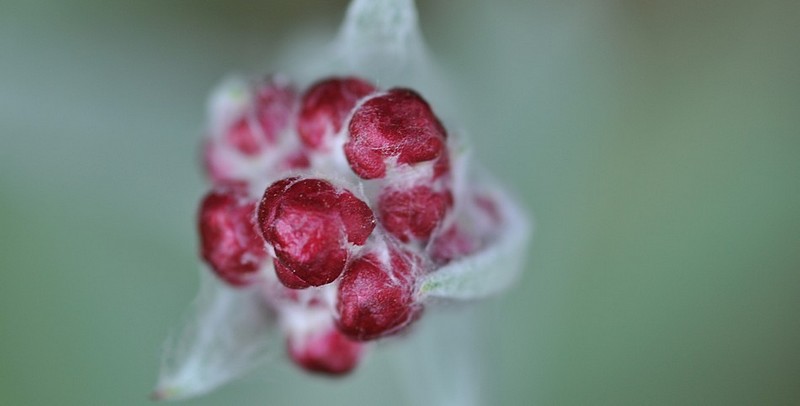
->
258;178;376;288
198;184;267;286
378;184;453;243
287;327;364;375
345;88;447;179
336;249;420;340
298;77;376;149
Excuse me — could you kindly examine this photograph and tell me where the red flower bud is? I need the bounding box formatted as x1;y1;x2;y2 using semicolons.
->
345;88;447;179
336;248;420;340
258;178;376;288
298;77;376;150
378;184;453;243
253;76;296;144
198;184;267;286
287;326;364;376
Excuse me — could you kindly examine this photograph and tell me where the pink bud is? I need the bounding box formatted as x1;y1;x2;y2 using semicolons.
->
224;116;264;156
222;78;296;156
258;178;376;288
253;76;296;144
345;88;447;179
336;248;420;341
198;183;267;287
430;224;479;264
378;184;453;243
287;326;364;376
297;77;376;150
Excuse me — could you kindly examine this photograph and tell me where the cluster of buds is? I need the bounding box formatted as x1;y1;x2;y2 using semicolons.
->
197;75;510;375
153;1;530;401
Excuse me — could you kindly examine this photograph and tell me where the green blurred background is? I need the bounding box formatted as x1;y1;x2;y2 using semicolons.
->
1;1;798;405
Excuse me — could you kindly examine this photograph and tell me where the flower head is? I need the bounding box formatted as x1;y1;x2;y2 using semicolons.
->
154;0;530;400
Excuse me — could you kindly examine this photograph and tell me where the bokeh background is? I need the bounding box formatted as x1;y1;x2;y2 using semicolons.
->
1;1;798;405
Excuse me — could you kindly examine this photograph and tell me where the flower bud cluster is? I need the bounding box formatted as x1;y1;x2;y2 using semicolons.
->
196;75;505;375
